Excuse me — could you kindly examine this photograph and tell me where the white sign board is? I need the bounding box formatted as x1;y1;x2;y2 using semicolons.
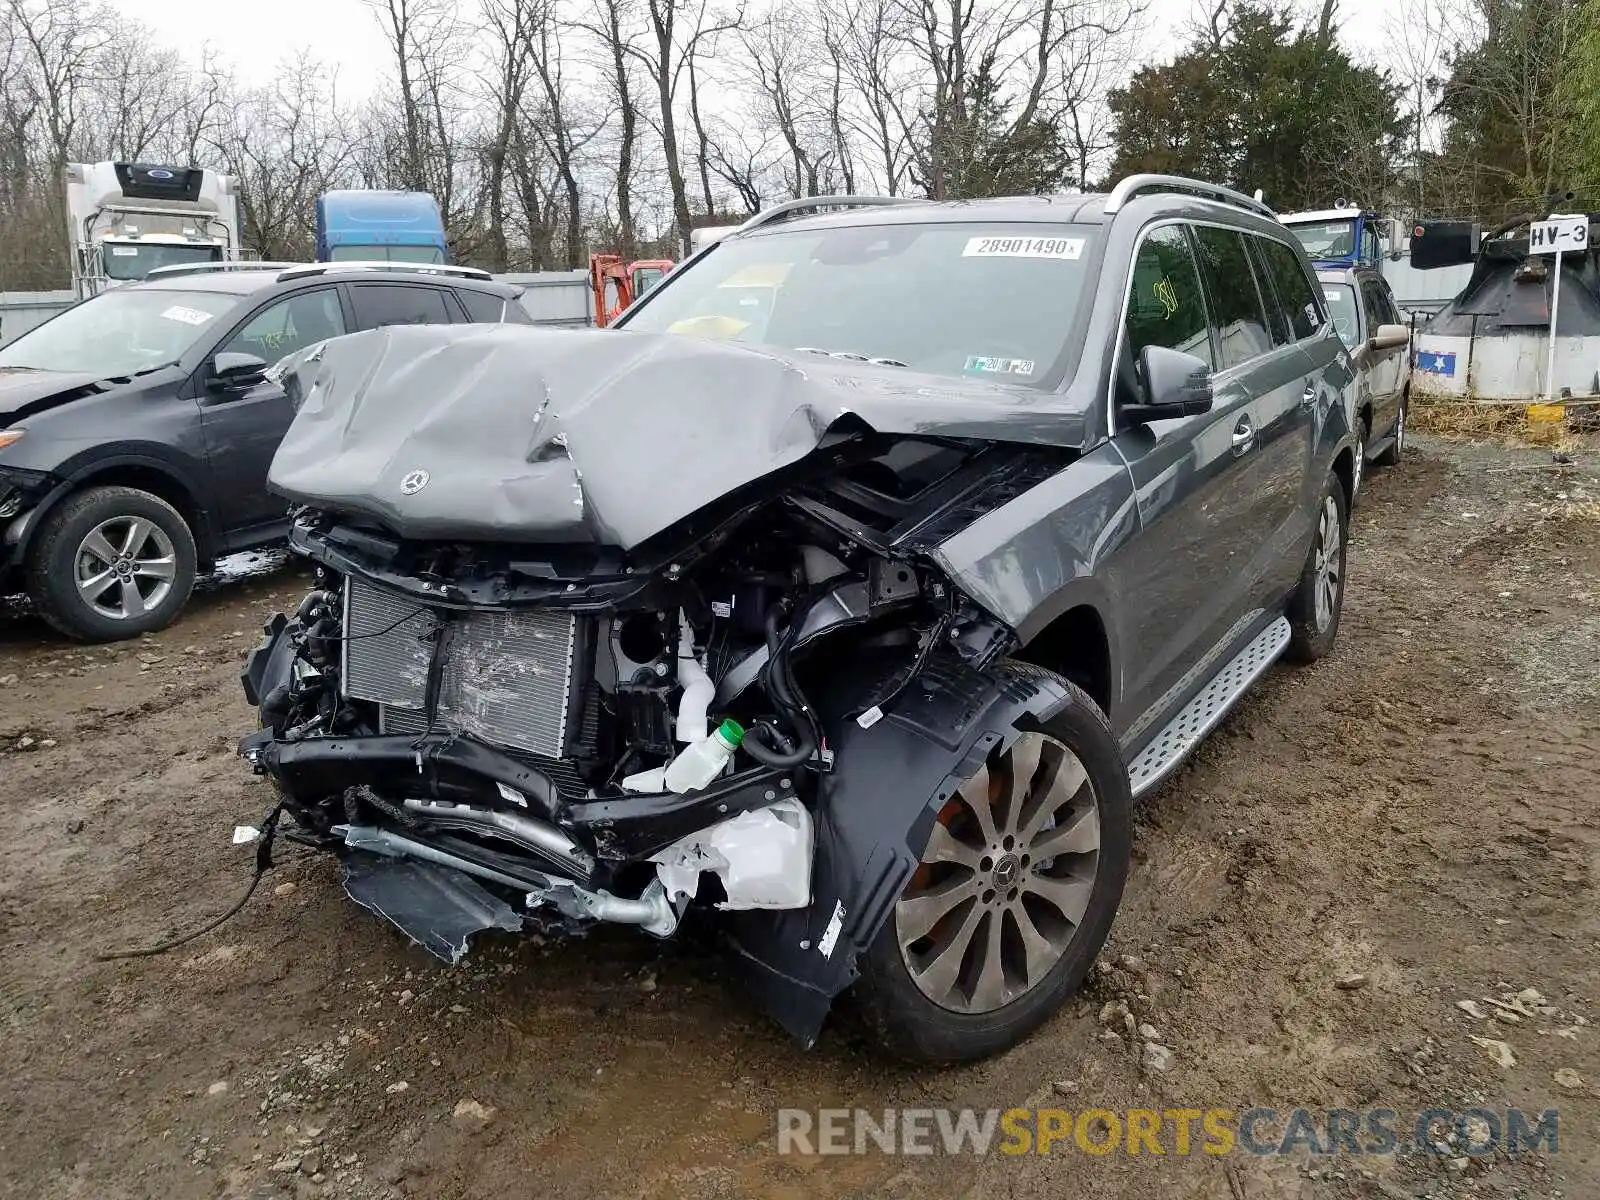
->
1528;215;1589;255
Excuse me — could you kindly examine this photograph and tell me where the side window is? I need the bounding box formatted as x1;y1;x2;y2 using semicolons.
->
349;284;454;329
1359;278;1386;333
1191;226;1274;369
456;289;508;323
221;287;346;364
1256;238;1323;341
1124;225;1213;372
1376;280;1404;326
1248;239;1292;346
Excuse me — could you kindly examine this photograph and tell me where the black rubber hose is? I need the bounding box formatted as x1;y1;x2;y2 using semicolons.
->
743;717;813;768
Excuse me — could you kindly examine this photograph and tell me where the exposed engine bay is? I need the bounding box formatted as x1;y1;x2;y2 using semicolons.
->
241;428;1079;1040
239;322;1094;1045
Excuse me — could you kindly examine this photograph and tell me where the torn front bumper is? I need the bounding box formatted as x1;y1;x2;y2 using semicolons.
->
239;615;1074;1047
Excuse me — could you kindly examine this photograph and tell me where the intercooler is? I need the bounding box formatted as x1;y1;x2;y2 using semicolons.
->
341;575;580;759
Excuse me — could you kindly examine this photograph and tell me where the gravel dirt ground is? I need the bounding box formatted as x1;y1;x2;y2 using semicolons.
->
3;433;1598;1200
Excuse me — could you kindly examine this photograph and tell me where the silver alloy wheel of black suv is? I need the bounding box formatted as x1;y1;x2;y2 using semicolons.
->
26;485;198;641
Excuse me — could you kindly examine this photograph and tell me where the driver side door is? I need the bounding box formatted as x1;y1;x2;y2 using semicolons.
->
197;286;348;539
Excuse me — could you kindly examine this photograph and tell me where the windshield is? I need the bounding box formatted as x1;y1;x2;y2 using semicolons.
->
1322;284;1359;346
329;244;446;264
0;287;237;376
620;222;1097;386
102;241;222;281
1290;219;1358;261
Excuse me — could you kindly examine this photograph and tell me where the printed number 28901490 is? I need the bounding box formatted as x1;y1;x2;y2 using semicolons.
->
962;235;1084;260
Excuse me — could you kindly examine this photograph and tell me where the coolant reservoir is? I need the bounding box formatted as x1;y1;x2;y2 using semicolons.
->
663;719;744;793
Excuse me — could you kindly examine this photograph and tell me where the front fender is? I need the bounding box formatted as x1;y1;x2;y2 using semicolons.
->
721;657;1073;1046
8;448;218;564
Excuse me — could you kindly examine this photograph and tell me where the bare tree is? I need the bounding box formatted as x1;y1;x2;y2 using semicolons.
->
578;0;645;256
211;55;356;260
8;0;109;169
629;0;743;254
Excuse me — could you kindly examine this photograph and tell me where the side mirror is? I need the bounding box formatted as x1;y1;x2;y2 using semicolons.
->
207;351;269;392
1122;344;1214;423
1369;323;1411;352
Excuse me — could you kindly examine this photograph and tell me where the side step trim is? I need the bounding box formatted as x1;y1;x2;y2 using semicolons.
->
1127;616;1291;797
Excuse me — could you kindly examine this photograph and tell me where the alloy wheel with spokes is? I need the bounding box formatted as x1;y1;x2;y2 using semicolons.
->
27;485;197;641
1312;494;1343;633
75;516;179;621
896;730;1101;1015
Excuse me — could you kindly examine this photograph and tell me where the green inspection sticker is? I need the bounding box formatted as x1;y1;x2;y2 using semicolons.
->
965;355;1036;375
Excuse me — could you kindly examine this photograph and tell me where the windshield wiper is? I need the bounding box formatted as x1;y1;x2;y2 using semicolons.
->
794;346;909;367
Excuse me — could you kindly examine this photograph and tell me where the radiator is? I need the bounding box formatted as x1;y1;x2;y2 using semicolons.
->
342;576;579;759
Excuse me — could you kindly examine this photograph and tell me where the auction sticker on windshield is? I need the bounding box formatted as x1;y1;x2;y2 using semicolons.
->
161;306;215;326
962;236;1083;260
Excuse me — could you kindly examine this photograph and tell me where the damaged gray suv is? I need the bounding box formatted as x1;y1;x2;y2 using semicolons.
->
239;176;1358;1063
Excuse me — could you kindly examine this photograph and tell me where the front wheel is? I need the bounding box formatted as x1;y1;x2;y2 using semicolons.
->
1284;473;1348;664
26;486;198;641
853;675;1132;1064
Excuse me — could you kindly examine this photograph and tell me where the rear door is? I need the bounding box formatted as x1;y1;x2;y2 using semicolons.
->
1109;223;1262;732
345;282;461;329
1253;235;1336;596
1192;226;1317;612
197;285;348;535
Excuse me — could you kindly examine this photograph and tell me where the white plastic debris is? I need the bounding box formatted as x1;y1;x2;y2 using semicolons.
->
232;825;262;845
621;765;667;794
652;796;813;909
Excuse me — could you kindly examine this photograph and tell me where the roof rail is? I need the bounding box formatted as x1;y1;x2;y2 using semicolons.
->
276;262;494;282
1103;174;1278;220
736;194;925;235
144;261;303;279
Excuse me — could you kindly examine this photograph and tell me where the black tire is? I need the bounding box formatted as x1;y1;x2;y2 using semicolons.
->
26;486;197;642
1284;472;1348;664
1374;390;1407;467
853;674;1132;1064
1350;414;1368;506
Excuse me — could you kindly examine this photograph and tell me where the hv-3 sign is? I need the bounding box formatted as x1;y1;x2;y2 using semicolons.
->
1528;215;1590;255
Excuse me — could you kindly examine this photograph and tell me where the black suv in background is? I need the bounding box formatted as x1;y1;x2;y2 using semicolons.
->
0;263;533;640
240;177;1359;1063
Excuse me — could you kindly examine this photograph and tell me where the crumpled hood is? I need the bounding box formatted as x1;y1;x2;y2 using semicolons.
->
0;367;110;423
269;323;1092;549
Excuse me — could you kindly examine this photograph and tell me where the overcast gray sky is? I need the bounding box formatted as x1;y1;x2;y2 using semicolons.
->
108;0;1396;96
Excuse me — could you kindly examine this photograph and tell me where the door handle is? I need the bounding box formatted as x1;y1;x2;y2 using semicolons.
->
1232;417;1255;456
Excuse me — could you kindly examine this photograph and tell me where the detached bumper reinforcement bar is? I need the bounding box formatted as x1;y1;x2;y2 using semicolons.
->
238;729;799;861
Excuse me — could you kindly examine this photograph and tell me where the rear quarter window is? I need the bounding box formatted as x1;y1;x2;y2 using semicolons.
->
456;289;510;323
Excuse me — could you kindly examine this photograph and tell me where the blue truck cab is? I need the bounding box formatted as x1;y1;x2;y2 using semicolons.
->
314;190;449;264
1279;206;1396;270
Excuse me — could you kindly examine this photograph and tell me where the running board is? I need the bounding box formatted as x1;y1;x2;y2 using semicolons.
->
1126;616;1291;797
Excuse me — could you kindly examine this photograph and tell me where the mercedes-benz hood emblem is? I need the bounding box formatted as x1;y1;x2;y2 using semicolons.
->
400;469;430;496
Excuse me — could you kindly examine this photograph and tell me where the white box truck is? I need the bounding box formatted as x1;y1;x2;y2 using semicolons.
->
64;161;247;298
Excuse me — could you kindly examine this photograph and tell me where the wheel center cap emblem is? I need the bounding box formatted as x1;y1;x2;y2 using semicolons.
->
400;469;430;496
992;853;1020;888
